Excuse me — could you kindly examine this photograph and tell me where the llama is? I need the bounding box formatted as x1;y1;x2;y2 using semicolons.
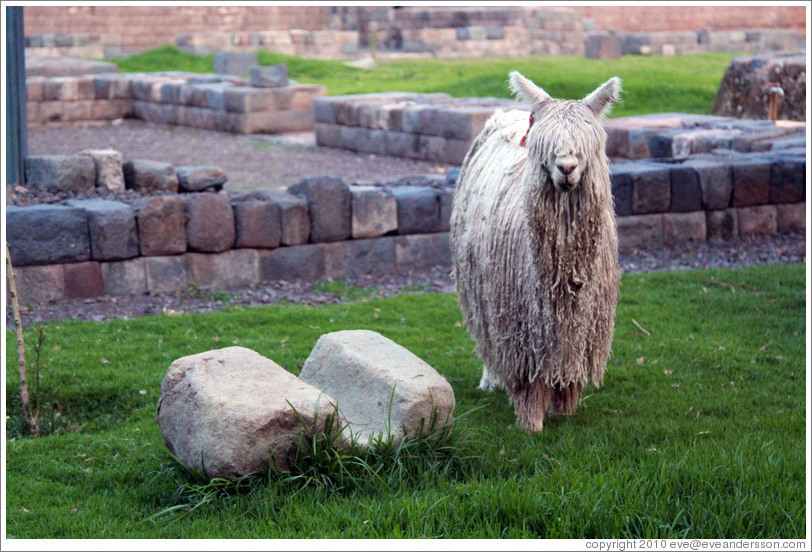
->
450;71;621;431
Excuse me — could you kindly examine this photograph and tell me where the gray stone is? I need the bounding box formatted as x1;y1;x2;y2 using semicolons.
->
231;198;282;249
777;202;805;234
258;243;325;282
65;199;138;261
391;186;441;234
663;211;706;245
288;177;352;243
9;264;65;304
183;193;236;253
250;64;289;88
223;87;272;113
769;158;805;204
101;258;148;296
683;158;733;210
731;159;771;207
669;165;703;213
6;204;90;266
176;165;228;193
144;255;189;293
350;185;398;239
132;196;187;256
299;330;455;447
63;261;105;299
77;149;125;192
123;160;179;194
395;233;451;272
243;189;310;246
609;166;634;217
213;51;259;77
323;237;397;280
158;346;342;478
186;250;259;290
24;154;95;193
616;214;663;252
737;205;778;237
586;33;622;59
706;209;739;241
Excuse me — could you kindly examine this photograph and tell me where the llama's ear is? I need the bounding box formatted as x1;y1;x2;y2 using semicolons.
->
508;71;551;105
583;77;622;118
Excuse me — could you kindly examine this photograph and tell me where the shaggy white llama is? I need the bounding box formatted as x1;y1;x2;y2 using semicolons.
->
450;71;621;431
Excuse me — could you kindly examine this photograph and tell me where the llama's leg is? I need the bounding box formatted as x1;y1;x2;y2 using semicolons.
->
512;381;552;432
550;382;584;415
478;365;497;391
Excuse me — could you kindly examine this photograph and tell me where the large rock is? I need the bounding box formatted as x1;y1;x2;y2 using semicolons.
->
157;347;342;478
65;199;138;261
175;165;228;193
711;52;806;121
132;195;187;256
123;160;179;194
299;330;455;447
288;177;351;243
24;154;95;193
6;204;90;266
243;188;310;246
183;192;236;253
350;185;398;239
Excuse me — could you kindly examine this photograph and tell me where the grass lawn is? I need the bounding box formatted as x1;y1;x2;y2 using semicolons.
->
4;263;806;539
109;45;737;117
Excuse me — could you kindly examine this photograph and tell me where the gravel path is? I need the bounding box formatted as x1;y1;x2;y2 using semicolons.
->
9;120;807;326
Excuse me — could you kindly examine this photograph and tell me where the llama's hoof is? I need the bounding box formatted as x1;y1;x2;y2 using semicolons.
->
478;370;497;391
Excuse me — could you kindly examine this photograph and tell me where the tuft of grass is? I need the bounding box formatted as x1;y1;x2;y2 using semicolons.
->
5;263;805;538
107;45;739;117
312;279;381;302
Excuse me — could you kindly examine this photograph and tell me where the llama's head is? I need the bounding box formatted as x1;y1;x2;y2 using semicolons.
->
509;71;622;192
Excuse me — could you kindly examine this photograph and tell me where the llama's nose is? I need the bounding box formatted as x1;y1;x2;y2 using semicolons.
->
556;158;577;175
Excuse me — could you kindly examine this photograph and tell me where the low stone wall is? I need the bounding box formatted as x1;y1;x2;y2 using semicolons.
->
25;69;325;133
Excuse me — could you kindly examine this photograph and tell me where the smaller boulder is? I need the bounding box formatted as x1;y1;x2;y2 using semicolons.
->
157;347;343;478
176;165;228;193
123;160;178;194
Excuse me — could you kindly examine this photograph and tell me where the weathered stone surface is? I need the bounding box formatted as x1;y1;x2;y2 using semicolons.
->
250;64;289;88
299;330;455;446
706;209;739;241
123;160;179;194
683;158;733;210
391;186;441;234
616;214;663;251
176;166;228;193
586;33;622;59
65;199;138;261
395;233;451;272
133;196;187;256
777;202;805;234
143;255;189;293
6;205;90;266
737;205;778;237
63;261;104;299
77;149;125;192
288;177;352;243
323;237;397;279
183;193;236;253
213;51;258;77
258;243;325;282
711;52;805;122
158;347;342;478
243;189;310;246
186;250;259;289
731;160;771;207
231;199;282;249
101;258;148;296
663;211;706;245
669;165;703;213
9;264;65;304
630;165;671;215
223;87;272;113
609;167;634;217
769;158;805;204
24;154;95;193
350;185;398;239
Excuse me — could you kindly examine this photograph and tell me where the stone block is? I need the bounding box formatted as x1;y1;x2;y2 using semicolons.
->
730;159;771;207
339;126;387;155
609;165;634;217
777;202;806;234
706;209;739;241
663;211;706;245
435;108;493;141
133;196;187;256
77;149;125;192
323;237;397;280
65;199;138;261
384;130;421;159
350;186;398;239
6;205;90;266
24;154;95;193
176;165;228;193
243;189;310;246
438;187;455;232
586;33;622;59
223;108;314;134
231;199;282;249
157;346;341;477
616;214;663;252
769;158;805;204
290;84;327;110
684;159;733;210
313;96;339;124
144;255;189;293
737;205;778;237
64;261;105;299
299;330;455;447
186;250;259;289
123;160;179;194
250;64;288;88
669;165;703;213
101;258;148;296
314;123;343;148
258;243;325;282
288;177;352;243
213;51;258;77
9;264;65;304
183;193;236;253
391;186;441;234
223;87;272;113
395;233;451;272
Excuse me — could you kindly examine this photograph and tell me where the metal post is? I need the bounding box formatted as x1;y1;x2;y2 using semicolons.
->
6;6;28;187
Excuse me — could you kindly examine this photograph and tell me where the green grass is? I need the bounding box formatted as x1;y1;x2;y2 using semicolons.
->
5;263;806;538
108;44;737;117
